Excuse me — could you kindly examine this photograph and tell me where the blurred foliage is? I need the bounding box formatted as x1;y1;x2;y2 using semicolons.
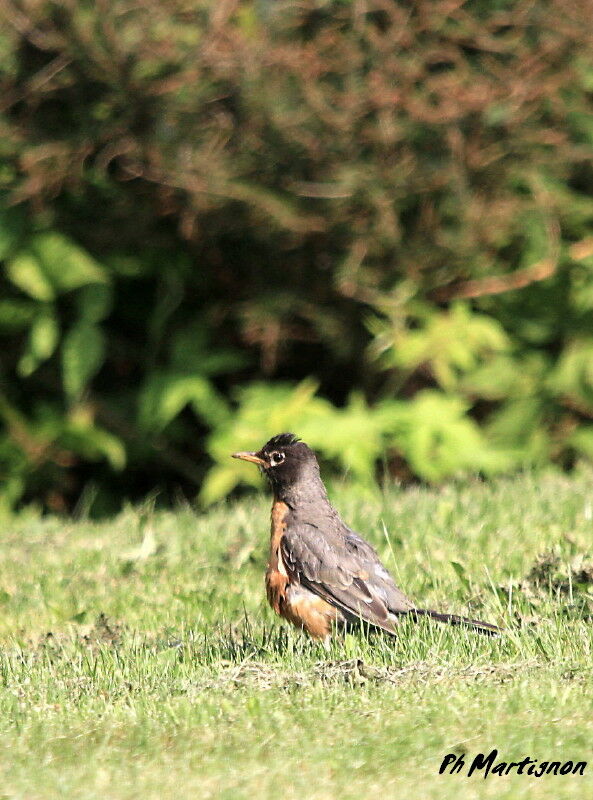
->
1;0;593;513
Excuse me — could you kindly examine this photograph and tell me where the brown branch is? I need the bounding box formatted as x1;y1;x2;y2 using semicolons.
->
432;257;558;302
0;53;72;114
432;217;561;301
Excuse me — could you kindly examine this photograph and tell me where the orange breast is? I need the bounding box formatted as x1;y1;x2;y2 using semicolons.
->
265;499;290;616
265;498;340;639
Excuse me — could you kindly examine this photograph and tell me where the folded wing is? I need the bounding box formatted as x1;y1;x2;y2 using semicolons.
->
280;519;414;635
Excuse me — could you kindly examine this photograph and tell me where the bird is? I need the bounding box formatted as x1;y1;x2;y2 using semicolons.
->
232;432;500;642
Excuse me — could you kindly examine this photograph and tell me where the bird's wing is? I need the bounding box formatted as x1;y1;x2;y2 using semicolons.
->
280;520;414;635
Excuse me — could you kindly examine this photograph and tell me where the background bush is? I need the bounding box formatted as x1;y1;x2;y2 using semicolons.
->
1;0;593;514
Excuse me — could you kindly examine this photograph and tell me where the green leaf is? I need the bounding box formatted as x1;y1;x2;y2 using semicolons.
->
461;352;548;401
0;299;37;330
0;475;25;515
568;426;593;462
30;232;107;292
370;302;510;390
17;312;59;377
568;110;593;147
77;284;113;323
460;355;523;400
62;323;105;399
548;339;593;410
485;397;549;464
169;323;246;375
139;373;230;430
63;422;126;470
30;313;59;361
86;427;126;470
385;391;515;481
199;465;244;506
518;210;550;269
6;253;54;300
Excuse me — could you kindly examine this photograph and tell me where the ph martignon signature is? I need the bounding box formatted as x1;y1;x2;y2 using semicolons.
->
439;749;587;778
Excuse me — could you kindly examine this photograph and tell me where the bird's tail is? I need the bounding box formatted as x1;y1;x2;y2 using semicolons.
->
412;608;501;636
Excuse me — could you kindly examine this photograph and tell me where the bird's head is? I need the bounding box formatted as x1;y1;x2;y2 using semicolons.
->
232;432;321;497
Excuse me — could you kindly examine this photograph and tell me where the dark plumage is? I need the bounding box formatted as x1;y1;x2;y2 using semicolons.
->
232;433;500;641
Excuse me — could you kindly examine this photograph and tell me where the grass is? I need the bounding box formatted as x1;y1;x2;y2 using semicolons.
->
2;468;593;798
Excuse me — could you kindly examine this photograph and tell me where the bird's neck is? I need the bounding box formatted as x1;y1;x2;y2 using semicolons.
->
273;475;333;513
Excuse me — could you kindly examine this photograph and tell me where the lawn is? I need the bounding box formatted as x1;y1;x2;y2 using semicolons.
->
1;468;593;799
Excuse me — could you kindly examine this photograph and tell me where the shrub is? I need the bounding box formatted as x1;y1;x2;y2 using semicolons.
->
1;0;593;512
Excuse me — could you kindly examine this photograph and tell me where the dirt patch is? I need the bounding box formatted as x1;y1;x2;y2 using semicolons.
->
499;550;593;623
194;657;542;692
25;613;126;660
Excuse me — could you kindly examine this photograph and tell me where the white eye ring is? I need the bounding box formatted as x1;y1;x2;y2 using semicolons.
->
269;451;285;466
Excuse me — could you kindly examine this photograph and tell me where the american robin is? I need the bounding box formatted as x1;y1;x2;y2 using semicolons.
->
232;432;500;642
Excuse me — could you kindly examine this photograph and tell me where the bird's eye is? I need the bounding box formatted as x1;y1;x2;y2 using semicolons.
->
269;451;285;466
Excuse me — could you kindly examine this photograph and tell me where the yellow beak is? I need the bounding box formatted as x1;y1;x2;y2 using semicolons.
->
231;451;267;466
